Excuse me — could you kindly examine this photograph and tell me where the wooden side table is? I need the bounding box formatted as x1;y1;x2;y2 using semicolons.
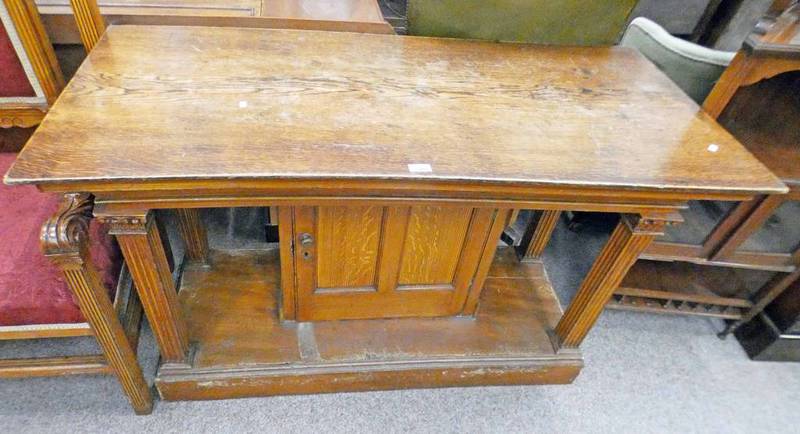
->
5;25;783;404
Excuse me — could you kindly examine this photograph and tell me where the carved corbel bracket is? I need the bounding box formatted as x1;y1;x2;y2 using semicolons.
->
40;193;94;268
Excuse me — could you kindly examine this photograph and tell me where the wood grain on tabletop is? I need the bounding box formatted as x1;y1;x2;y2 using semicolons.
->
4;25;785;196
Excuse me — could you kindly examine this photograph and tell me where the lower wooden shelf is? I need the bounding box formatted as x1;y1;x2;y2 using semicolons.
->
608;259;778;320
155;247;582;400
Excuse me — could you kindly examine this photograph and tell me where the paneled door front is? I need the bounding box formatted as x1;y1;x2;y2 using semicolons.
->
280;205;506;321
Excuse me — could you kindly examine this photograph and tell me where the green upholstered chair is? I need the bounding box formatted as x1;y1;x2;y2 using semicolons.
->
621;17;736;104
407;0;639;45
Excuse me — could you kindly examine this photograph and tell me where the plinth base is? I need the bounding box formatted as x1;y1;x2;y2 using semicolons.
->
155;248;583;400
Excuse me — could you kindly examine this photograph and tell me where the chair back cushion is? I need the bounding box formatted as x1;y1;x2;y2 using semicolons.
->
0;153;121;326
621;17;736;104
408;0;638;45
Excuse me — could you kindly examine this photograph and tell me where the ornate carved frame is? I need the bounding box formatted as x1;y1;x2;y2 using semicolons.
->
0;0;64;128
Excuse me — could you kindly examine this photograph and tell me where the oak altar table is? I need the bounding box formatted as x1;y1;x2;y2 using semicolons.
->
4;25;786;404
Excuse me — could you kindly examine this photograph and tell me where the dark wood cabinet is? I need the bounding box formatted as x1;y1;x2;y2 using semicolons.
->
737;264;800;361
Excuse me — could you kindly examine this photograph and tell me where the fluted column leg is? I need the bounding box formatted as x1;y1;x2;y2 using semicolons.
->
43;194;153;415
554;214;668;349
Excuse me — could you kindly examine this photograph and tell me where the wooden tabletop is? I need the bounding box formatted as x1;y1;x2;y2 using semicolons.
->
4;25;786;197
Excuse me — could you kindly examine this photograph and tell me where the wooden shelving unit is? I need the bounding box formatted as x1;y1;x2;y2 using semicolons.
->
608;3;800;346
610;198;798;320
640;200;800;273
610;260;774;319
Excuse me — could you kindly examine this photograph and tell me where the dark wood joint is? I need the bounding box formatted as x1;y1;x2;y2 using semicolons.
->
97;211;153;235
622;212;680;237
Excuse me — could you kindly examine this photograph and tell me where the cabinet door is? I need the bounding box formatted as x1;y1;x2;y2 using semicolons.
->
286;205;500;321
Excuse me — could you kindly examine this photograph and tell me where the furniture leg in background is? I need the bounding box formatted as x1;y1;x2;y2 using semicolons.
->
99;209;191;365
176;209;210;264
516;210;562;262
